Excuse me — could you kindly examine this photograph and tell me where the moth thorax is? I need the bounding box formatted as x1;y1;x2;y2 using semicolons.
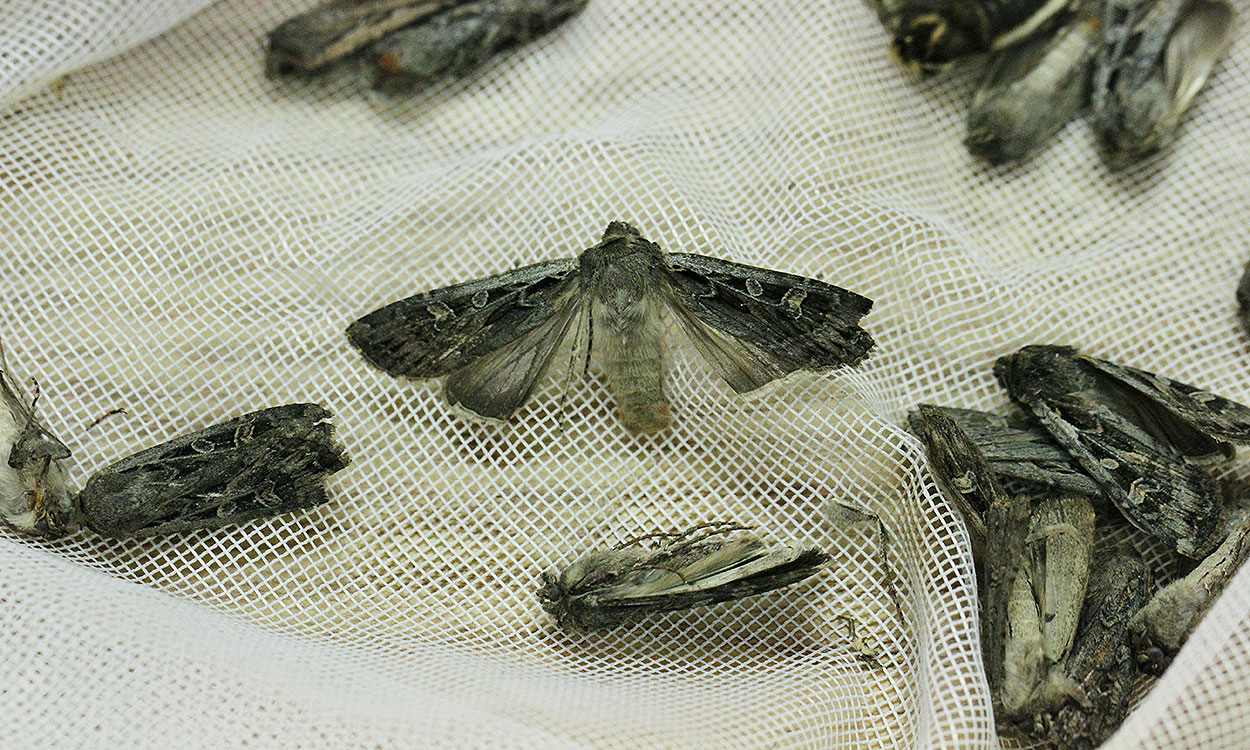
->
592;295;671;435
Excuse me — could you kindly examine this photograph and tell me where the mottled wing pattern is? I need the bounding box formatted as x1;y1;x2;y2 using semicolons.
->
922;405;1101;496
1080;352;1250;446
1026;395;1221;557
77;404;349;538
348;258;584;420
662;253;874;394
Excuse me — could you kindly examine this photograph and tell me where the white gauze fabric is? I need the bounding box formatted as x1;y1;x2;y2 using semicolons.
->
0;1;1248;748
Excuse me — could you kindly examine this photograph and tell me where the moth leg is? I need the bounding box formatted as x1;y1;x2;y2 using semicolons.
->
834;614;885;669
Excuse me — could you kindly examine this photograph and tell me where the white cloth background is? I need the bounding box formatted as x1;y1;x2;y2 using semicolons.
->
0;1;1247;747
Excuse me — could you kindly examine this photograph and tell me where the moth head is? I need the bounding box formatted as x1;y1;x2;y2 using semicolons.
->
890;13;983;77
993;345;1084;403
601;222;642;243
537;571;567;616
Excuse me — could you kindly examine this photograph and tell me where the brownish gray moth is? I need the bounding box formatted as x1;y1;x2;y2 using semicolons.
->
0;353;75;537
964;0;1103;165
1092;0;1236;166
265;0;588;94
866;0;1071;76
537;521;829;633
347;222;875;434
1;367;350;540
994;345;1250;558
78;403;350;538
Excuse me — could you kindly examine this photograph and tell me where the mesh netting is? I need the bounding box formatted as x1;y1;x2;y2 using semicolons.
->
1;1;1248;747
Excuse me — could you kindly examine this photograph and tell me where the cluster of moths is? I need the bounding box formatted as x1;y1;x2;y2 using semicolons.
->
911;345;1250;747
868;0;1238;167
265;0;589;96
0;353;348;541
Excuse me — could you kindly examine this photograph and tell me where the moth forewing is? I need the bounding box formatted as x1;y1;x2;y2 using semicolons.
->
913;404;1102;497
1131;504;1250;675
1238;258;1250;338
370;0;590;95
880;0;1070;76
76;403;349;538
1000;564;1046;719
994;345;1232;558
265;0;466;76
1026;494;1095;664
1093;0;1236;164
538;524;829;633
965;5;1102;165
982;494;1034;702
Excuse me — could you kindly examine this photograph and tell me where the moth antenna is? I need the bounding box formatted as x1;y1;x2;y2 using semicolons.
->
85;408;128;432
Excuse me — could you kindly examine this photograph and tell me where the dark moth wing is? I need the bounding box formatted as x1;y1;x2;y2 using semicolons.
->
996;346;1225;557
76;403;348;538
662;253;874;394
347;258;581;421
912;405;1101;497
1078;352;1250;448
543;531;828;633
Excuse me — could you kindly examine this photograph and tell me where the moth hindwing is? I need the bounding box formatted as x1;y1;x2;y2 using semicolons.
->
994;345;1250;557
265;0;467;76
371;0;590;95
76;403;349;538
0;353;75;537
537;522;830;633
265;0;590;94
347;221;875;434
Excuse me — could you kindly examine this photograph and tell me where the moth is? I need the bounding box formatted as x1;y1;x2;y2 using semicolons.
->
1131;497;1250;675
1091;0;1236;166
77;403;350;538
347;222;875;434
908;403;996;547
1000;494;1095;722
908;403;1029;703
536;522;829;633
1041;544;1150;748
866;0;1071;76
910;404;1101;497
964;0;1103;165
372;0;589;95
0;353;75;537
266;0;466;76
265;0;588;94
994;345;1250;558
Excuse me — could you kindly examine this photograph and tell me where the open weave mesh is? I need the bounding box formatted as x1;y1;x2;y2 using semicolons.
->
1;1;1248;747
